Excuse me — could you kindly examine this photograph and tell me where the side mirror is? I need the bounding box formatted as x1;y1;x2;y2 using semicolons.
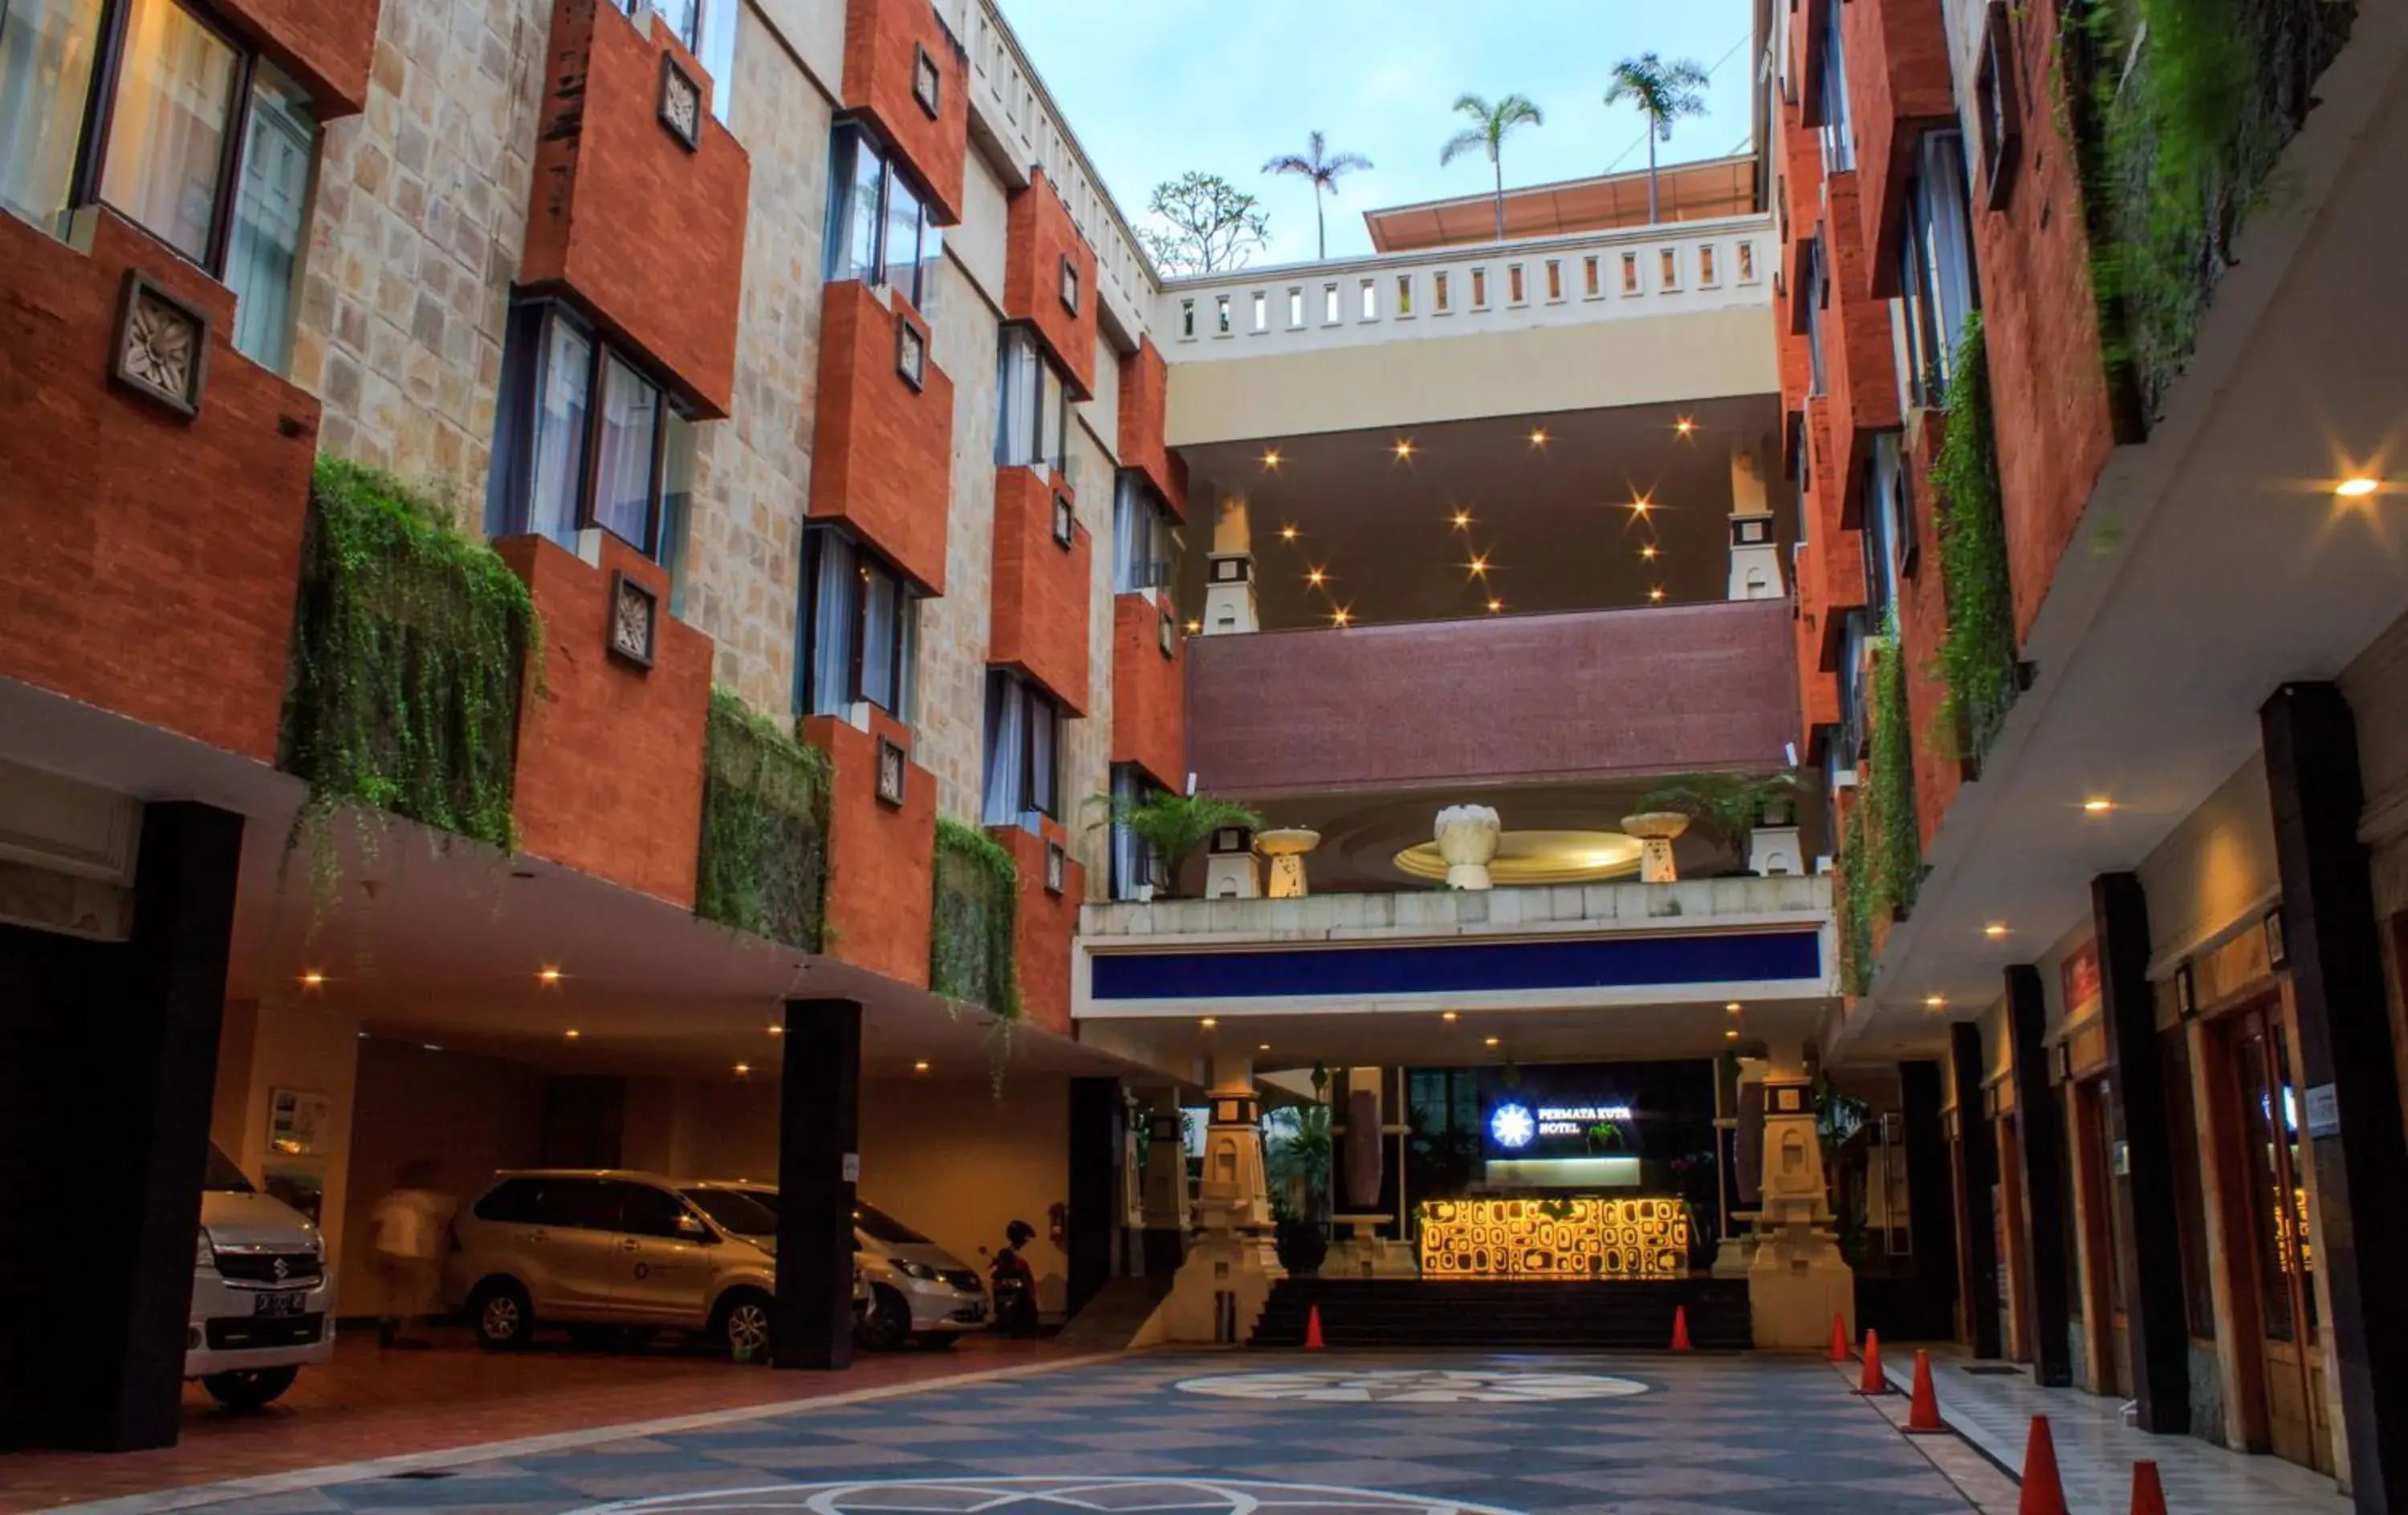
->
677;1213;714;1242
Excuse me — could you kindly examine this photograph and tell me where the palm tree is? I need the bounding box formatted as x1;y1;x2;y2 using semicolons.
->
1603;54;1713;224
1262;130;1373;260
1439;93;1545;241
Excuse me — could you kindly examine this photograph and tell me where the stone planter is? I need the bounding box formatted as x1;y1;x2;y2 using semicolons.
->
1255;827;1321;899
1621;810;1691;883
1432;804;1501;890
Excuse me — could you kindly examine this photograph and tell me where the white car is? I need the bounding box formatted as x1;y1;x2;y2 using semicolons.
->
189;1143;333;1407
683;1184;987;1349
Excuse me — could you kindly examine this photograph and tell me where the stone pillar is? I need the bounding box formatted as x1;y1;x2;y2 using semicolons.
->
2093;873;2190;1430
1727;449;1784;600
1624;810;1690;883
1152;1054;1281;1343
1899;1059;1962;1342
1139;1087;1189;1276
772;998;860;1371
2005;965;2074;1387
0;802;242;1452
2263;682;2408;1512
1746;1038;1853;1349
1066;1076;1122;1318
1948;1020;2003;1358
1196;1054;1271;1236
1203;824;1260;900
1202;493;1257;636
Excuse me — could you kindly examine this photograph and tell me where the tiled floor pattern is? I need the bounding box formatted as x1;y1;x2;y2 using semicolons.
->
0;1333;1087;1515
1838;1351;2352;1513
18;1352;1983;1515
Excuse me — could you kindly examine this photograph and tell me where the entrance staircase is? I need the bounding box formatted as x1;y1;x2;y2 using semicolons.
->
1248;1276;1753;1349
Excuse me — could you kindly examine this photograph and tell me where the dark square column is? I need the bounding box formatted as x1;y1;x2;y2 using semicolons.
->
2005;965;2074;1387
2263;682;2408;1513
0;801;243;1452
2094;871;2190;1432
1066;1076;1123;1318
1899;1059;1960;1342
1948;1021;2003;1358
773;997;860;1371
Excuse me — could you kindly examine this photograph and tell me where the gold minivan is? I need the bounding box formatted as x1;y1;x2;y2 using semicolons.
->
444;1169;780;1356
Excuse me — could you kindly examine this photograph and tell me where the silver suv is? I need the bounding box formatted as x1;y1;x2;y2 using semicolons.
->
685;1183;986;1349
444;1170;777;1357
188;1143;333;1407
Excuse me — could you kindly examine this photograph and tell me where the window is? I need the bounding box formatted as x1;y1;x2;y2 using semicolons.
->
1893;130;1979;408
1108;762;1166;900
1507;264;1524;303
1544;259;1562;300
0;0;320;372
1974;0;2021;209
1432;270;1450;311
1861;430;1914;614
1698;243;1719;287
1287;286;1303;327
1621;250;1639;294
1214;293;1230;333
1322;282;1338;323
796;524;917;717
1584;255;1601;297
1112;469;1180;593
1659;247;1680;289
617;1182;698;1240
995;325;1069;473
1252;290;1266;331
616;0;699;51
486;301;697;575
1358;278;1375;319
1817;0;1857;173
1395;273;1412;315
1180;298;1194;338
824;124;941;311
1470;267;1487;307
982;669;1064;825
1804;237;1830;397
1737;240;1757;282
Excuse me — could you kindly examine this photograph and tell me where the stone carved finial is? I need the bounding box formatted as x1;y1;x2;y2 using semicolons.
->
1620;811;1691;883
1432;805;1501;890
1255;827;1320;900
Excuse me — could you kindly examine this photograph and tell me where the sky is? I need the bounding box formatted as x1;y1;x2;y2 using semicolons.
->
994;0;1760;268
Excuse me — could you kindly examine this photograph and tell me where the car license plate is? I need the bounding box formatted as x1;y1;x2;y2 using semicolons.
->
253;1290;306;1318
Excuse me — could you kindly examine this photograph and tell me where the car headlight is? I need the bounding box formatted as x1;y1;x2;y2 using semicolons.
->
196;1229;217;1270
893;1260;937;1281
310;1232;326;1261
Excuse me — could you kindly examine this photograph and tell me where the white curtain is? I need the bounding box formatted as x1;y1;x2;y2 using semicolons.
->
527;316;592;545
982;675;1026;825
0;0;105;234
807;530;853;715
99;0;236;262
858;562;898;710
592;355;661;547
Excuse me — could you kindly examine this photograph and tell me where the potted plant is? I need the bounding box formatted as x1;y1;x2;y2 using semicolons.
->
1091;790;1264;898
1634;770;1808;868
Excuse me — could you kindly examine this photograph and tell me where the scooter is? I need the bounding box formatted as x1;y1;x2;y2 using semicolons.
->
990;1219;1040;1337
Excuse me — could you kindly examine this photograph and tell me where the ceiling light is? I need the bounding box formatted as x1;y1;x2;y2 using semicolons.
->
1200;1017;1218;1028
1442;1010;1459;1022
564;1029;580;1039
2084;798;2115;814
1725;1001;1742;1013
1262;449;1282;468
1924;994;1947;1009
1279;526;1297;542
1451;510;1472;528
1468;554;1489;575
1984;924;2008;939
913;1060;930;1074
1676;417;1695;436
1641;545;1658;560
1649;587;1666;603
734;1062;751;1075
1483;1036;1501;1048
1332;608;1352;627
1393;440;1415;459
423;1043;442;1052
1257;1042;1271;1052
2337;476;2381;498
1185;619;1202;634
767;1025;784;1035
1529;429;1549;445
1631;498;1651;515
539;966;562;985
299;971;325;989
1487;599;1503;613
1307;568;1326;586
1725;1028;1740;1039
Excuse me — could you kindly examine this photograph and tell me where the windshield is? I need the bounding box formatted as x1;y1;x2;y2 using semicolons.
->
852;1202;929;1245
203;1143;252;1193
682;1187;778;1237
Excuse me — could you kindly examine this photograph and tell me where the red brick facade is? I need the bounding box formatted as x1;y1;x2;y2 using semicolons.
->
1003;169;1100;398
990;821;1082;1038
1843;0;1958;293
841;0;968;224
1110;594;1185;791
494;534;711;908
803;711;936;990
989;467;1092;713
0;209;318;766
520;0;750;418
808;282;954;593
214;0;381;116
1114;337;1186;522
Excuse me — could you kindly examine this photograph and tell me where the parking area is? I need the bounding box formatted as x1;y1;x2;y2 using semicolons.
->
9;1350;1992;1515
0;1331;1084;1515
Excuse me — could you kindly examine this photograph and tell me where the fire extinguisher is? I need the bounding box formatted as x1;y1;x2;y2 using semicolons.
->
1047;1200;1068;1247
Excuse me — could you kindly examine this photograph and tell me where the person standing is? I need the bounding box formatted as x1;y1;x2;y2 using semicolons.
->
366;1160;454;1347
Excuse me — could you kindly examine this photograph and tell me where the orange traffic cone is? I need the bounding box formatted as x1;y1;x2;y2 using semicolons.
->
1304;1305;1326;1350
2128;1460;2166;1515
2018;1415;2070;1515
1669;1305;1693;1351
1828;1311;1851;1363
1904;1350;1944;1433
1855;1330;1887;1395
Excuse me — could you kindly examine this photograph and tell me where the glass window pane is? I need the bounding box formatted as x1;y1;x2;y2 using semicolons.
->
100;0;238;262
0;0;106;236
803;528;856;716
1039;359;1064;472
1028;693;1056;815
859;559;899;710
528;315;593;545
592;355;661;550
657;409;695;613
825;128;883;283
226;66;314;372
653;0;701;52
982;672;1025;825
883;171;922;305
995;328;1036;466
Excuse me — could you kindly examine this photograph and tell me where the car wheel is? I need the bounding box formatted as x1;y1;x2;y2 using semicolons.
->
858;1286;912;1351
471;1281;533;1350
201;1366;298;1410
713;1289;773;1363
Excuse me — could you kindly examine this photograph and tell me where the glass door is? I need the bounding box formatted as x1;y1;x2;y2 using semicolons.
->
2228;1009;2330;1472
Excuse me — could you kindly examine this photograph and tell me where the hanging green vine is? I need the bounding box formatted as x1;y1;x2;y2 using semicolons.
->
2072;0;2352;420
1837;805;1875;996
1866;619;1922;920
931;818;1021;1021
279;456;534;851
695;690;832;950
1930;315;2020;764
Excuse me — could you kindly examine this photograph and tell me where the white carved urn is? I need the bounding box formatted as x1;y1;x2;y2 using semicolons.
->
1255;827;1322;900
1621;810;1692;883
1432;805;1502;890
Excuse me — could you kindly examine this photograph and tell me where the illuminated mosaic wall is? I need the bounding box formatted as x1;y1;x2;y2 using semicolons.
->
1418;1197;1691;1277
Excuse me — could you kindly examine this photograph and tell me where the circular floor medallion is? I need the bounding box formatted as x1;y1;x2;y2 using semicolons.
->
1170;1368;1650;1403
577;1477;1531;1515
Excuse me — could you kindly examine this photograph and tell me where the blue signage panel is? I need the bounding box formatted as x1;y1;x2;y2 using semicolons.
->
1089;928;1821;1001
